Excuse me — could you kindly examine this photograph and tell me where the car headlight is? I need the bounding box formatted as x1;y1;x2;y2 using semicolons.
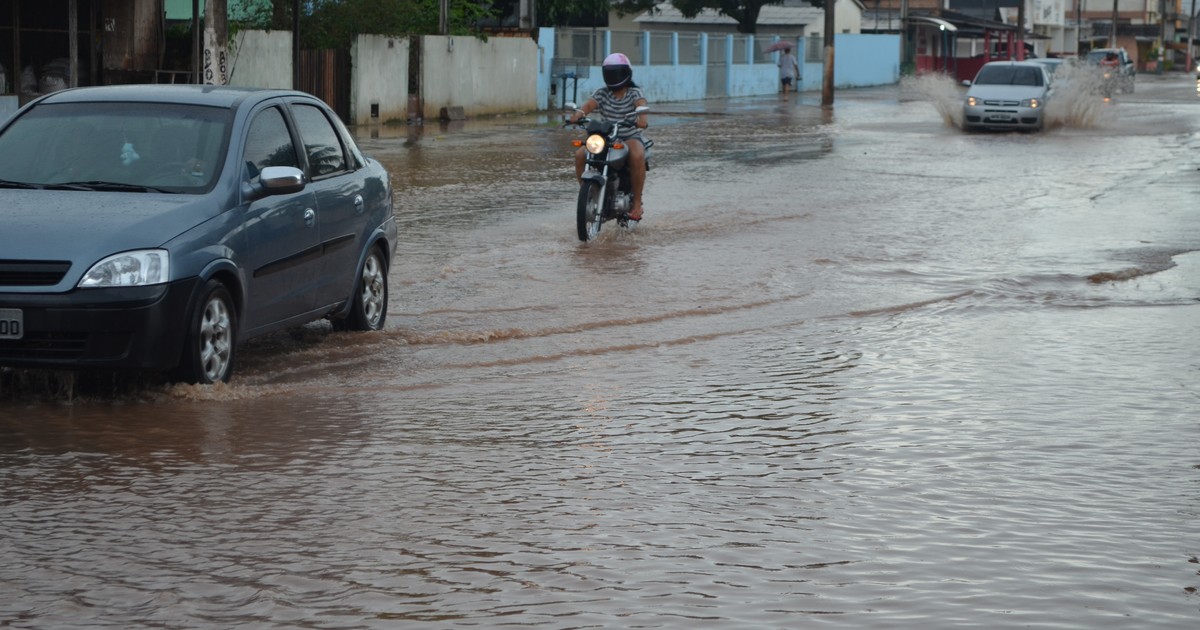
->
966;96;979;107
78;249;170;288
585;134;606;154
1021;98;1042;109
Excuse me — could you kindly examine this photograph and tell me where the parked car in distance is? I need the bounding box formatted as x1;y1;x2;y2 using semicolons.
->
1029;57;1065;80
0;85;397;384
1085;47;1135;93
962;60;1053;132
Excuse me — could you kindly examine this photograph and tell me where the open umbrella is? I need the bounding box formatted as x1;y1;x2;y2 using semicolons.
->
762;41;795;54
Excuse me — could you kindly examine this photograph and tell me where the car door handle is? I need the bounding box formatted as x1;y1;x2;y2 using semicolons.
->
304;208;316;228
354;194;364;214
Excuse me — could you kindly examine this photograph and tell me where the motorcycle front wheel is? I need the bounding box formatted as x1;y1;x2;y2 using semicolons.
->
576;180;603;241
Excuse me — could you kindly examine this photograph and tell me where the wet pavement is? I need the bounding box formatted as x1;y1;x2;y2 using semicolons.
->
2;72;1199;628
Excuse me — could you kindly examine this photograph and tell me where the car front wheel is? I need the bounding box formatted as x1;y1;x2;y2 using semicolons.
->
176;279;237;384
332;246;388;332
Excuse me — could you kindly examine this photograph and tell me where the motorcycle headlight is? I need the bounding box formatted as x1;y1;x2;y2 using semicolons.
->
966;96;979;107
585;134;606;155
78;249;170;288
1021;98;1041;109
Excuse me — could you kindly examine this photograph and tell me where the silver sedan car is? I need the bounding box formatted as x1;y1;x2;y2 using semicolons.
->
962;61;1053;132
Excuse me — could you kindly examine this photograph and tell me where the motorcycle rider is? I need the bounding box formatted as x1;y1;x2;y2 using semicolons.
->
568;52;649;222
1099;51;1120;98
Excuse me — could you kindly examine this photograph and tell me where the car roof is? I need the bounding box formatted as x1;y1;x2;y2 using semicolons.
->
982;60;1047;67
32;84;311;110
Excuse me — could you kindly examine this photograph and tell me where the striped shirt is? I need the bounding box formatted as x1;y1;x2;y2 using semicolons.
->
591;86;646;141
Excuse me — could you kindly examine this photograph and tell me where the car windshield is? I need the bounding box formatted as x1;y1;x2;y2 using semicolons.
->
0;102;229;193
974;65;1045;87
1086;51;1115;64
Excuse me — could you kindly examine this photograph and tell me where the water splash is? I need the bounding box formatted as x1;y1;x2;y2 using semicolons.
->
901;73;965;128
902;66;1112;130
1042;63;1111;129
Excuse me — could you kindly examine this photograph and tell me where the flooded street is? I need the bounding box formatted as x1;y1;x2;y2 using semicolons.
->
3;73;1199;627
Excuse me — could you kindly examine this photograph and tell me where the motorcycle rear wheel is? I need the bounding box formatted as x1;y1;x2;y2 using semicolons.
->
576;180;603;241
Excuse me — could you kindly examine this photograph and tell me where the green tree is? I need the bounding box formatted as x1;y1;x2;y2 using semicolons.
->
538;0;614;25
234;0;497;47
537;0;823;35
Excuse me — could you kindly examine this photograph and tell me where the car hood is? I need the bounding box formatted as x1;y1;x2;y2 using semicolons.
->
1;189;222;276
967;84;1048;100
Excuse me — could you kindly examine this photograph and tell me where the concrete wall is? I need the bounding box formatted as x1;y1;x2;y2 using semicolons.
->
226;28;896;123
540;31;900;108
420;35;538;119
351;35;410;125
832;34;901;87
227;29;292;89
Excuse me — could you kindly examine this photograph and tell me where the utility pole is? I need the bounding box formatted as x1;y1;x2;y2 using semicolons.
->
1158;0;1166;73
292;0;300;90
440;0;449;35
1110;0;1118;48
68;0;77;87
193;0;202;84
1080;0;1089;55
1189;0;1198;69
822;0;835;105
203;0;228;85
1016;0;1025;59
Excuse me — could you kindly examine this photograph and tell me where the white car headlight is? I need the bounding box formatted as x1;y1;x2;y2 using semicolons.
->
966;96;979;107
585;134;606;154
1021;98;1042;109
78;249;170;288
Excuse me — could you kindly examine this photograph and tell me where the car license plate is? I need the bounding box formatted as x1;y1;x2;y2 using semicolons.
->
0;308;23;340
988;113;1015;122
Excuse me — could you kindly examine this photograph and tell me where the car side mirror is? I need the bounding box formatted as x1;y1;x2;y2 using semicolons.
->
242;165;306;201
961;80;972;87
260;166;305;193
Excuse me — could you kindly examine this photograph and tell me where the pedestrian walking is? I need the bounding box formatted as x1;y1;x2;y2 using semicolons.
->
779;47;800;96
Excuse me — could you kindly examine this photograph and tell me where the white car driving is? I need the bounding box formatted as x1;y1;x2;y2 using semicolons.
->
962;61;1053;132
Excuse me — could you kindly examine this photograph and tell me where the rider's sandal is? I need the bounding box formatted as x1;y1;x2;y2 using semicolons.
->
628;208;644;221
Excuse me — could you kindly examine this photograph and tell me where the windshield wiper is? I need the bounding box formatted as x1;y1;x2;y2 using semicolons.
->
0;178;39;189
45;180;171;193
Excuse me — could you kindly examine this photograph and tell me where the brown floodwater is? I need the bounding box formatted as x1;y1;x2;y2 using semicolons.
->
3;74;1199;628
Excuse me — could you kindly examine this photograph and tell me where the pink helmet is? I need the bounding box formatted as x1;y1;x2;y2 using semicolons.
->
602;53;633;89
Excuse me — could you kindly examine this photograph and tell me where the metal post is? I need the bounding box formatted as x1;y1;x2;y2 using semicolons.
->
292;0;300;89
68;0;77;87
1159;0;1166;73
1016;0;1025;60
193;0;201;83
1080;0;1089;55
822;0;835;105
1110;0;1118;48
1189;0;1198;70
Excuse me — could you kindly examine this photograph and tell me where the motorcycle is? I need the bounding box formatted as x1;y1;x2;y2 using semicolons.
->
564;103;652;241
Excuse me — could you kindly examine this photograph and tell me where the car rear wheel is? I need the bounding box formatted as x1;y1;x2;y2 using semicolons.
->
176;279;237;384
332;247;388;332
